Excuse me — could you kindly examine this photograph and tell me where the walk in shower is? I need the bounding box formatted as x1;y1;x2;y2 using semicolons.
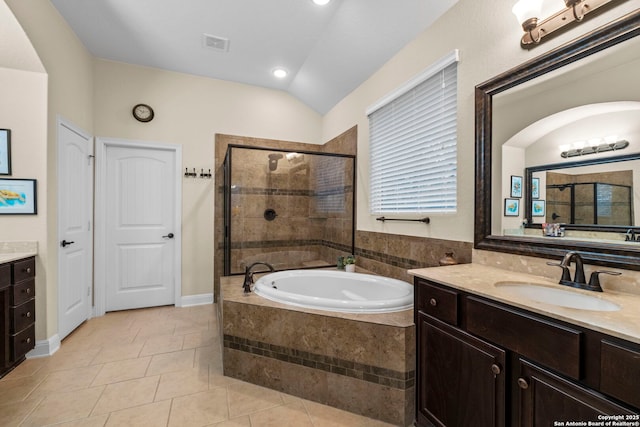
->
223;145;355;275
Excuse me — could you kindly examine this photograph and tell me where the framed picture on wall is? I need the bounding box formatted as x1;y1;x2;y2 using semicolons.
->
0;129;10;176
504;198;519;216
532;200;546;217
531;177;540;199
510;175;522;198
0;178;37;215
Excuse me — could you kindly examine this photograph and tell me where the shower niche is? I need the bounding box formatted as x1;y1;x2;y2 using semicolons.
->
223;145;355;275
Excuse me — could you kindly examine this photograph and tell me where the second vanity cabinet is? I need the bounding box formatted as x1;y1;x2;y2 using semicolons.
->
0;256;36;378
415;277;639;427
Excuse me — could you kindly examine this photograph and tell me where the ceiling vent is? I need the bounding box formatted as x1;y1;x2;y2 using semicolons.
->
203;34;230;52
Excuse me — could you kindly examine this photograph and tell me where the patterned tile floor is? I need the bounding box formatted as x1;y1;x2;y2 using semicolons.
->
0;304;397;426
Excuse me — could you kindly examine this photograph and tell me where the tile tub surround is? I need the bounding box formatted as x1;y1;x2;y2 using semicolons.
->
355;230;472;284
221;275;415;426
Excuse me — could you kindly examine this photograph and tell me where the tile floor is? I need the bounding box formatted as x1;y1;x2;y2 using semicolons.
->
0;304;398;426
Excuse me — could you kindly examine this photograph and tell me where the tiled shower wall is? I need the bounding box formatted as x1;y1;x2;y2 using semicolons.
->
227;148;354;272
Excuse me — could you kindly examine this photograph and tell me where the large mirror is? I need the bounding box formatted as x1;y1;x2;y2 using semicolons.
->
475;10;640;270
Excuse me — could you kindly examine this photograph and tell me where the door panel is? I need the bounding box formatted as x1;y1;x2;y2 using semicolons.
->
58;121;93;340
105;145;175;311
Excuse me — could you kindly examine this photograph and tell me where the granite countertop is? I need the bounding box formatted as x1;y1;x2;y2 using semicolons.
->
409;263;640;345
0;252;37;264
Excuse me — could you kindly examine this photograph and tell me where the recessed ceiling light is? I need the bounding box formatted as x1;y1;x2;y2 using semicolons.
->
312;0;331;5
272;68;288;79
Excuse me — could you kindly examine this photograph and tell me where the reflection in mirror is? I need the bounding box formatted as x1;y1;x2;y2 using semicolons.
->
495;33;640;243
475;10;640;269
522;154;640;233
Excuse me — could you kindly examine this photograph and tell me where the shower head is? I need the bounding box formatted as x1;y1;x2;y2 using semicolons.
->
286;152;305;165
268;153;284;171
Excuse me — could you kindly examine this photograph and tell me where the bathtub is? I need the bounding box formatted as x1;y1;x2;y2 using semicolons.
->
253;269;413;313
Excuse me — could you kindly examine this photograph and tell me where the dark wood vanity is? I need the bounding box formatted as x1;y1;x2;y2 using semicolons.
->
0;256;36;378
414;276;640;427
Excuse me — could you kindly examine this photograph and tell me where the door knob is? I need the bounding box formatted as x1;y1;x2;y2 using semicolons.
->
162;233;174;239
61;240;75;247
517;378;530;389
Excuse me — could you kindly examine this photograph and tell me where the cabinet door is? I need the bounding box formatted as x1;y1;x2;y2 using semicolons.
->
417;312;506;427
517;359;635;427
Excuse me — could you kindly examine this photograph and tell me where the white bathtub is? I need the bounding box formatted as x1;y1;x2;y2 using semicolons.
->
253;269;413;313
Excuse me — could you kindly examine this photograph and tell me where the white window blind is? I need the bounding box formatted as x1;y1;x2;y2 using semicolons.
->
369;53;458;214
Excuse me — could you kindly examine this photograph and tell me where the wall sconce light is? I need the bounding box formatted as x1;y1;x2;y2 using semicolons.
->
559;137;629;158
513;0;615;47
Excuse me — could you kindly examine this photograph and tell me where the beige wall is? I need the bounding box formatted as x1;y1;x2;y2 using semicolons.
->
93;59;323;297
0;65;48;337
321;0;640;243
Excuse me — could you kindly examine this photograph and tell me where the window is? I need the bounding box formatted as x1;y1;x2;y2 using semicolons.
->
368;51;458;214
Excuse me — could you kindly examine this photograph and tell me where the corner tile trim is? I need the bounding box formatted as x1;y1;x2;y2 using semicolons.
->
223;334;414;390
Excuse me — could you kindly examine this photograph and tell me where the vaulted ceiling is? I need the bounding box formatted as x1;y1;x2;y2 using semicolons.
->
50;0;458;114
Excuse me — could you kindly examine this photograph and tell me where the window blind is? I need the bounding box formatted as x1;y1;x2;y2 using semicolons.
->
369;56;458;214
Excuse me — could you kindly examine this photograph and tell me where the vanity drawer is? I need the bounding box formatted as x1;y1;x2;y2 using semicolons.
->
12;257;35;283
10;324;34;361
466;296;582;380
11;299;35;333
11;279;35;306
0;263;10;289
600;340;640;409
416;280;458;325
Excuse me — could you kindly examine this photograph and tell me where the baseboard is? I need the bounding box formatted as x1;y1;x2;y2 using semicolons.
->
181;293;214;307
26;334;61;358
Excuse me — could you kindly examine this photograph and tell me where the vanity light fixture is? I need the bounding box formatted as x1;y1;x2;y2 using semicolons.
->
512;0;616;47
560;138;629;158
312;0;331;5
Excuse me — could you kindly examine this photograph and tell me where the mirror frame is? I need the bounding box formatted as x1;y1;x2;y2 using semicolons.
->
475;10;640;270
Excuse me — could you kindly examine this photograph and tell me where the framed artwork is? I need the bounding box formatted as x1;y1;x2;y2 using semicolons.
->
532;200;546;217
510;175;522;198
0;178;37;214
504;198;520;216
531;177;540;199
0;129;10;175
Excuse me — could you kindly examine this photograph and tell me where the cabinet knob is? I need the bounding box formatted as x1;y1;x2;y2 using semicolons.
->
491;364;501;375
25;267;32;274
25;337;31;344
517;377;529;389
25;312;31;318
429;298;438;307
26;288;31;294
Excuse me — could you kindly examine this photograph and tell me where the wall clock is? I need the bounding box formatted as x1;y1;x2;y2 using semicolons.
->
132;103;154;122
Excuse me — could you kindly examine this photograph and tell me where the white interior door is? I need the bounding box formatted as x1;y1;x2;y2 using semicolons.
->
103;142;179;312
58;118;93;340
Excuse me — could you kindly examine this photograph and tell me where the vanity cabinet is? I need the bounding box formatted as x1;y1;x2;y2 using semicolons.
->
417;312;506;427
414;278;639;427
0;257;36;378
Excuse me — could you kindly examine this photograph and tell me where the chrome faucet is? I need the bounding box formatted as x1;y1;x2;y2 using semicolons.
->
242;262;275;293
548;251;620;292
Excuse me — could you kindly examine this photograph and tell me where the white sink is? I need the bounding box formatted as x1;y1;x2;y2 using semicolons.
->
494;282;621;312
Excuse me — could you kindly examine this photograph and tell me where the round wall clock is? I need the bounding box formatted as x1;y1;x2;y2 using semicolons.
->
132;103;154;122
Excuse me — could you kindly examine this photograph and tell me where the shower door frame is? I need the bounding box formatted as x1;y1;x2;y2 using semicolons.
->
223;144;356;276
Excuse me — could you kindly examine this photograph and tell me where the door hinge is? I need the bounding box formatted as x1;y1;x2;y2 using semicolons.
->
88;221;91;231
88;154;95;165
87;287;91;296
